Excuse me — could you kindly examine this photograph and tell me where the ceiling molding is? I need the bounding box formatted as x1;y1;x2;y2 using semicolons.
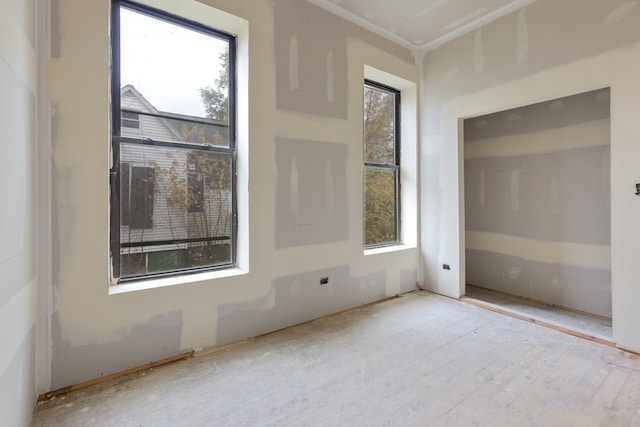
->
305;0;420;51
305;0;538;55
419;0;537;52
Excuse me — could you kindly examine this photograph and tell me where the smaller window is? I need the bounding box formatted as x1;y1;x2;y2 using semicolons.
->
122;111;140;129
363;80;400;248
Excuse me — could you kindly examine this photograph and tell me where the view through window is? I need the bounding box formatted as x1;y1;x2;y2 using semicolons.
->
364;80;400;247
111;0;237;281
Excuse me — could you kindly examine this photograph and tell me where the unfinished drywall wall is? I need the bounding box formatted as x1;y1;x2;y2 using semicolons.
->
217;266;386;344
51;311;183;387
217;264;418;345
273;0;413;119
464;90;611;316
46;0;419;392
421;0;640;351
0;0;38;424
423;0;640;135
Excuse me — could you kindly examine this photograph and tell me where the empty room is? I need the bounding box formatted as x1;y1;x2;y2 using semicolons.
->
3;0;640;425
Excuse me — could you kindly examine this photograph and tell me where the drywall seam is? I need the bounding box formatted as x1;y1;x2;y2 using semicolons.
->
478;169;486;206
327;49;334;103
516;8;528;65
288;33;299;90
179;306;218;351
473;29;484;75
464;118;610;159
465;231;610;270
509;169;520;211
605;1;637;25
289;154;299;218
325;161;334;214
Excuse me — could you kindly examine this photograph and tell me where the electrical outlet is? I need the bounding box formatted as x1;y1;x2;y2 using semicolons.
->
320;277;329;285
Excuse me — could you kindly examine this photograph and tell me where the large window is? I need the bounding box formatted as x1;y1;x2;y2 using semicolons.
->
364;80;400;247
110;0;237;281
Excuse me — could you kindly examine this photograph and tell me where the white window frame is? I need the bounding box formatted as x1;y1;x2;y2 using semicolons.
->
363;65;418;255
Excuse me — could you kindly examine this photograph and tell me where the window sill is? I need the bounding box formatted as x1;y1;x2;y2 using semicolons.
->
364;244;416;256
108;267;248;295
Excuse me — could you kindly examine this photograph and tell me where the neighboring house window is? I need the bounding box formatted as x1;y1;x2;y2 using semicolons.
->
121;163;155;229
111;0;237;281
121;111;140;128
363;80;400;247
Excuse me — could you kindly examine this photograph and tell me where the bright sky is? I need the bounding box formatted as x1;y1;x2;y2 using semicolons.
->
120;7;227;117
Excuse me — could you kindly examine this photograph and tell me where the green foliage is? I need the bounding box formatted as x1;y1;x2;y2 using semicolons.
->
199;50;229;121
364;169;397;246
147;244;231;272
364;86;395;164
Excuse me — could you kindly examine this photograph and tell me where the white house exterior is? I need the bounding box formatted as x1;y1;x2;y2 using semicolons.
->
119;84;232;275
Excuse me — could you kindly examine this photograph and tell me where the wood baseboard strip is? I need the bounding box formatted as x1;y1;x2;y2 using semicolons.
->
465;283;612;321
37;350;195;402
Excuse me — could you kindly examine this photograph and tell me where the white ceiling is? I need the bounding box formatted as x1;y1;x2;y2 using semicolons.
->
306;0;537;53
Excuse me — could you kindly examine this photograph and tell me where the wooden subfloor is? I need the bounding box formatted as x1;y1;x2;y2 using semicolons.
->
31;291;640;426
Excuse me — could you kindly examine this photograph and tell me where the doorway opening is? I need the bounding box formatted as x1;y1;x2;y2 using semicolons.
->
461;88;612;342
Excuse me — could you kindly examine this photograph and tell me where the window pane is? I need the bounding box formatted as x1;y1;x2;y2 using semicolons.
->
163;115;230;147
119;6;230;146
364;85;395;164
364;167;398;246
120;7;229;119
113;3;236;281
119;142;233;277
119;105;230;146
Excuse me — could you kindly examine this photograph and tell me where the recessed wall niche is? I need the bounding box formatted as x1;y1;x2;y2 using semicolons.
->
464;88;611;317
